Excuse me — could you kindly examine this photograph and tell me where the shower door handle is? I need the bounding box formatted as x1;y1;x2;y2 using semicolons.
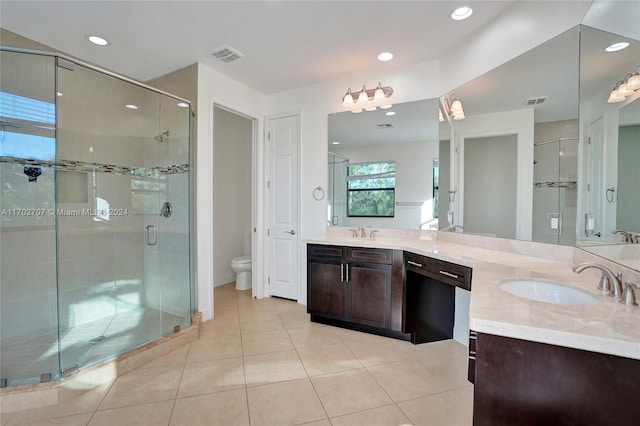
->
146;225;157;246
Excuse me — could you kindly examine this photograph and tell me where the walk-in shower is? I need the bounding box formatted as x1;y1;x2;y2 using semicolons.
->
0;48;194;388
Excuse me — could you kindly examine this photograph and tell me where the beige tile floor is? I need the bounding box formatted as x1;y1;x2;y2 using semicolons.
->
2;283;473;425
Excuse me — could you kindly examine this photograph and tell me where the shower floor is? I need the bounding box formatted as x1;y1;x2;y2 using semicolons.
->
1;307;187;388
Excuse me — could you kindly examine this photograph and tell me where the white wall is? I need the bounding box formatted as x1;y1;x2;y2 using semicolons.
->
196;63;265;320
463;134;518;239
212;107;253;286
452;109;535;240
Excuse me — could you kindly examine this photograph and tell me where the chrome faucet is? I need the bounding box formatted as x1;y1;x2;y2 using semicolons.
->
612;229;631;243
572;262;623;298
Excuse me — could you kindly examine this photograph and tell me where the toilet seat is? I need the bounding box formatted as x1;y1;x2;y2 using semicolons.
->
231;255;251;266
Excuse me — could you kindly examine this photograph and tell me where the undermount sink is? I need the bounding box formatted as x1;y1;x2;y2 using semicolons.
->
499;279;600;305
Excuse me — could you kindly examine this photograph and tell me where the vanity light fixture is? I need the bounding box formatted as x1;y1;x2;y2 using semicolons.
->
451;6;473;21
87;35;109;46
342;82;393;113
443;95;466;120
607;66;640;103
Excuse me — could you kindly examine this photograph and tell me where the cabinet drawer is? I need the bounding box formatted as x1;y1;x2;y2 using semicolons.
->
308;244;345;261
347;247;393;264
404;252;472;290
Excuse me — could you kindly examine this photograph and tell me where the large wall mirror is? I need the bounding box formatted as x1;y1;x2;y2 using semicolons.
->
327;7;639;272
327;98;440;230
576;24;640;271
444;26;580;244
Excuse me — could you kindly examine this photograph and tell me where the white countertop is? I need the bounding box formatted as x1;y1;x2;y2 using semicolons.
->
305;234;640;360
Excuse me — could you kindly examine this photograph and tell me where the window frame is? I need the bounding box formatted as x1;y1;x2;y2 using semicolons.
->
346;161;396;218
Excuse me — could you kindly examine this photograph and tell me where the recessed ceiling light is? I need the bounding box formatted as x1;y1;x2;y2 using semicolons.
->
87;35;109;46
332;141;340;145
451;6;473;21
385;111;396;116
177;102;189;108
377;52;393;62
125;104;138;110
605;42;629;52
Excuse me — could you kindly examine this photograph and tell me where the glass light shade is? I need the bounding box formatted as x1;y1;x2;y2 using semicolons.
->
628;74;640;91
438;109;444;122
607;90;625;103
358;87;369;104
342;89;354;107
451;99;463;113
618;82;633;97
374;83;385;101
453;111;465;120
351;108;363;114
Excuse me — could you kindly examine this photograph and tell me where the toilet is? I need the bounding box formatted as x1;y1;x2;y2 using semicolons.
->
231;255;252;291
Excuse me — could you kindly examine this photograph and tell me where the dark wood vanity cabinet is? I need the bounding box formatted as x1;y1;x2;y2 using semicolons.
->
472;332;640;426
307;244;405;336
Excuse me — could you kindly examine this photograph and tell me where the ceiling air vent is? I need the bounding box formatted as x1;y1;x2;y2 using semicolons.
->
377;123;393;128
210;45;244;63
524;96;547;106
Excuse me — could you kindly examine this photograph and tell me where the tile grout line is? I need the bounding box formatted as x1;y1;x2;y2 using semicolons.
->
166;336;192;425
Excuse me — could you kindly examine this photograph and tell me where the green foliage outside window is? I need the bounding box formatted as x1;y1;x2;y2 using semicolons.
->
347;162;395;217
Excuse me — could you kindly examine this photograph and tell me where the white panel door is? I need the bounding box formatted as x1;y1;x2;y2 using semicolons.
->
268;115;299;300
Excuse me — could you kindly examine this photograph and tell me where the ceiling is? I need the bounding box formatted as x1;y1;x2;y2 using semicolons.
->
0;1;520;94
328;98;440;148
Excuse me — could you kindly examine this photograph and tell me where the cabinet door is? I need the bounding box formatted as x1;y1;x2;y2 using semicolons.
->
345;262;392;328
307;260;344;319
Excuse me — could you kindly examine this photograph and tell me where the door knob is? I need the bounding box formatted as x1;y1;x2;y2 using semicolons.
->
285;230;296;235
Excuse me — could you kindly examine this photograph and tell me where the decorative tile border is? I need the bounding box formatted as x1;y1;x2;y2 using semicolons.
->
0;156;189;176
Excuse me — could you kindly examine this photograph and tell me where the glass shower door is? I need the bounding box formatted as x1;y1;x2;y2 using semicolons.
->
56;59;164;374
0;50;59;387
532;137;578;245
137;93;192;338
156;94;191;335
